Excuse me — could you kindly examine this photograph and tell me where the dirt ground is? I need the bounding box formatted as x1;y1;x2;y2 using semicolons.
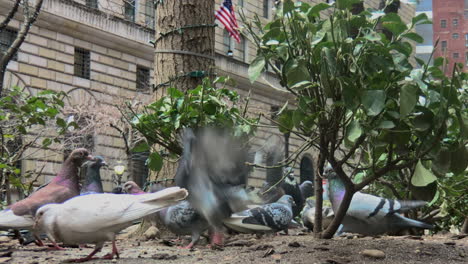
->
0;228;466;264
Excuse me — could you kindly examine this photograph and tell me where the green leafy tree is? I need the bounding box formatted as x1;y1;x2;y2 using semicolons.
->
125;77;259;172
243;0;467;238
0;86;74;205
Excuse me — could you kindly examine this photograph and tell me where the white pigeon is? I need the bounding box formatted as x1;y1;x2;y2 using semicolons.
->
34;187;188;262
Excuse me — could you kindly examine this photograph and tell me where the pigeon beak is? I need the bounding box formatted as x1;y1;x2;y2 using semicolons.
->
81;160;91;168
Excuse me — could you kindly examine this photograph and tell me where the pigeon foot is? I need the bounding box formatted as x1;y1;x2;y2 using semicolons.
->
178;242;195;249
65;247;101;263
47;242;65;251
101;240;120;259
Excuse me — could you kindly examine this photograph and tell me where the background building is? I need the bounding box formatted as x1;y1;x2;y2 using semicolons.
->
0;0;416;195
432;0;468;75
415;0;433;65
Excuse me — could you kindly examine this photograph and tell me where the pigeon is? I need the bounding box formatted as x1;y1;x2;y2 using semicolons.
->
323;166;434;236
80;156;107;195
301;198;334;231
223;195;294;234
123;181;146;194
299;180;314;201
175;127;251;247
0;148;93;245
34;187;188;262
280;171;304;217
159;200;209;249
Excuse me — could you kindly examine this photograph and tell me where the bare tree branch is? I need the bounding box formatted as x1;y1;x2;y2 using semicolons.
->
0;0;21;32
0;0;44;95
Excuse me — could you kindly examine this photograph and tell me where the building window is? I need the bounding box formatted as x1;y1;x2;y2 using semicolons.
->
440;19;446;28
263;0;270;18
466;52;468;66
441;40;447;51
86;0;98;9
452;18;458;27
453;53;459;59
239;36;248;62
465;33;468;47
144;0;155;29
453;33;459;39
300;156;314;185
223;30;234;55
74;48;90;79
136;66;150;91
124;0;135;22
0;28;18;61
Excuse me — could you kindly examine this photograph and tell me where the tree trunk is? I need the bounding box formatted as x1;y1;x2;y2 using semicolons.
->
462;217;468;234
313;152;325;238
153;0;215;100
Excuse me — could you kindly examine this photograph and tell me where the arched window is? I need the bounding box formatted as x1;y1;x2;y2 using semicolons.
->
300;156;314;184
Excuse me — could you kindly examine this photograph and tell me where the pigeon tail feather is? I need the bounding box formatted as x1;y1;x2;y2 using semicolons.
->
394;214;434;229
0;209;34;229
139;187;188;204
394;200;428;213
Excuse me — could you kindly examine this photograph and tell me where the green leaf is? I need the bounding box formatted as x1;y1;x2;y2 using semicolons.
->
362;90;386;116
411;160;437;187
310;3;330;16
147;152;163;171
132;142;150;152
248;56;266;83
42;138;52;148
278;110;294;133
345;120;362;143
450;145;468;175
363;31;381;42
402;32;424;43
56;118;67;128
400;84;418;117
168;87;184;98
336;0;361;10
286;60;309;87
411;12;431;26
377;120;395;129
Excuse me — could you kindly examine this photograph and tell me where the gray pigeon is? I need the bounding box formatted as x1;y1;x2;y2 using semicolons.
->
159;200;209;249
81;156;107;195
299;180;314;200
34;187;188;262
223;195;294;234
324;166;434;236
175;127;251;248
301;198;334;231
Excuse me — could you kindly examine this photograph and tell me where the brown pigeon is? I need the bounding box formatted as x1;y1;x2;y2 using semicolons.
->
123;181;146;195
0;148;93;246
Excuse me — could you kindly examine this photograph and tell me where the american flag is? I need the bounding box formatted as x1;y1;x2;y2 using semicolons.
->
215;0;240;43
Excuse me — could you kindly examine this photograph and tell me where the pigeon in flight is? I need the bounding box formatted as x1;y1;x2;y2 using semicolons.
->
175;127;251;248
34;187;188;262
324;166;433;236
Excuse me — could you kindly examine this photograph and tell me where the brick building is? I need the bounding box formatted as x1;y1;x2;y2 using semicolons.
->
0;0;416;195
432;0;468;75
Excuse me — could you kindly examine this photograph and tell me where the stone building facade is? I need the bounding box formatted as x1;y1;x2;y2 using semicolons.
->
0;0;415;193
